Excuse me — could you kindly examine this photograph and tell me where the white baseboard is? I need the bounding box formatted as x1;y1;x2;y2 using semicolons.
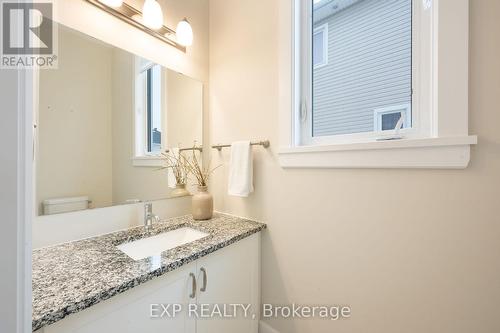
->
259;320;280;333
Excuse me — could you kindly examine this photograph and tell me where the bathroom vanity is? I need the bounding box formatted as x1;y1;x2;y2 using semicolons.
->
32;214;265;332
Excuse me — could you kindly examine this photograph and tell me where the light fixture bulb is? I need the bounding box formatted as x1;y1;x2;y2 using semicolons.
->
176;18;193;47
142;0;163;30
98;0;123;8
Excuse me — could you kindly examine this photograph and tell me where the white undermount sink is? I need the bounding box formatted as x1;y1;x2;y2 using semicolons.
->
117;227;209;260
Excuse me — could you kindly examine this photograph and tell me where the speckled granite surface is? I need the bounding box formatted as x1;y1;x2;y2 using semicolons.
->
32;213;266;332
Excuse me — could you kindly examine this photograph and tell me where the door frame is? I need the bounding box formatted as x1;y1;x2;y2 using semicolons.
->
17;65;36;333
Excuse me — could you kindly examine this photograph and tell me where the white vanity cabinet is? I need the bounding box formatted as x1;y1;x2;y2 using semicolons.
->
196;234;260;333
41;233;260;333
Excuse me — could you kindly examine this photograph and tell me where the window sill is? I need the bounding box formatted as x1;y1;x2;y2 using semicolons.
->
278;136;477;169
132;156;164;167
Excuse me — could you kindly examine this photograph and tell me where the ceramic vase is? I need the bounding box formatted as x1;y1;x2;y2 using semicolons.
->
170;183;190;198
192;185;213;220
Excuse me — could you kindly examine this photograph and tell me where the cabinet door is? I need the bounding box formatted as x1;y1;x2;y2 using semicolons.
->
196;234;260;333
45;262;197;333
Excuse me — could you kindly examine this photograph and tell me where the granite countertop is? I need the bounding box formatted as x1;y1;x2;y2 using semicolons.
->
32;213;266;332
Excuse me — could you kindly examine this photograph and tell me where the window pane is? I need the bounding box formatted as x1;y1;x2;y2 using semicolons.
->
147;65;162;153
312;0;412;137
381;112;402;131
313;30;324;66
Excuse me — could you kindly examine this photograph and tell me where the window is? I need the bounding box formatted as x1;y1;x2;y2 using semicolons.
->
309;0;413;142
278;0;476;168
373;104;411;132
133;57;165;166
144;64;162;154
313;23;328;68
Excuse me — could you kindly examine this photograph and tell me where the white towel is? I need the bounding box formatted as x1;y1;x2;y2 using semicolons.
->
167;147;180;188
228;141;254;197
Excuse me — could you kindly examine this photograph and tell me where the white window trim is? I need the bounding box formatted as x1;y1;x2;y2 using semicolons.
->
132;58;167;168
373;104;411;132
278;0;477;169
132;155;164;167
313;23;328;69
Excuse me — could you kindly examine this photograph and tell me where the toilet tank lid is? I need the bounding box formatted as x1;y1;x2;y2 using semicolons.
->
42;196;89;205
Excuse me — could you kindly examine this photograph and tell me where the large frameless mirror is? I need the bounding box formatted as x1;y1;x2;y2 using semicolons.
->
35;23;203;216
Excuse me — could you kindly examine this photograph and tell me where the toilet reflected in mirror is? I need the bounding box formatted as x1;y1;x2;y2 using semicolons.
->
36;24;203;216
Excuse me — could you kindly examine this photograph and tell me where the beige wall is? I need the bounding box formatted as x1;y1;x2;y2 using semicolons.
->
166;70;203;147
209;0;500;332
38;27;113;212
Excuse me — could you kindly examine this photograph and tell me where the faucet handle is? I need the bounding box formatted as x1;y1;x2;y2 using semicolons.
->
144;202;153;213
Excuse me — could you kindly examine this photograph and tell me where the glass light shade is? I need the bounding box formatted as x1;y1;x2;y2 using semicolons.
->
176;18;193;46
98;0;123;7
142;0;163;30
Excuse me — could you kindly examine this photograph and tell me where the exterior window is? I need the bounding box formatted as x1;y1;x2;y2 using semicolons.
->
313;23;328;68
373;104;411;132
280;0;475;168
145;64;162;154
135;59;163;158
304;0;413;143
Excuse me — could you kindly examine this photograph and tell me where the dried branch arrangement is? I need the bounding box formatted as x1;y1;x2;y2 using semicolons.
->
159;151;190;185
184;144;221;187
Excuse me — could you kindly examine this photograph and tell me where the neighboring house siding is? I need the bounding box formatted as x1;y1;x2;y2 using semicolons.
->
313;0;412;137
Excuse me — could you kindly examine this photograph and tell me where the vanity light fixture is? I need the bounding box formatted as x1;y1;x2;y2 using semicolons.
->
85;0;188;52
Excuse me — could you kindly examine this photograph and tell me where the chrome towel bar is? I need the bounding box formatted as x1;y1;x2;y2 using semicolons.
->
212;140;270;151
165;147;203;153
165;140;270;153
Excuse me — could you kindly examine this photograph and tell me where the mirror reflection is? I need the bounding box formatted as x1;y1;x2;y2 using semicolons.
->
36;24;203;216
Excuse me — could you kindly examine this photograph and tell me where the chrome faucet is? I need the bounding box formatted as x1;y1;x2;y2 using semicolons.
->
144;203;160;232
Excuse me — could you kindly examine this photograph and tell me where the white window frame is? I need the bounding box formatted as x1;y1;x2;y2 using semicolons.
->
373;104;411;132
132;58;167;167
313;23;328;69
278;0;477;169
